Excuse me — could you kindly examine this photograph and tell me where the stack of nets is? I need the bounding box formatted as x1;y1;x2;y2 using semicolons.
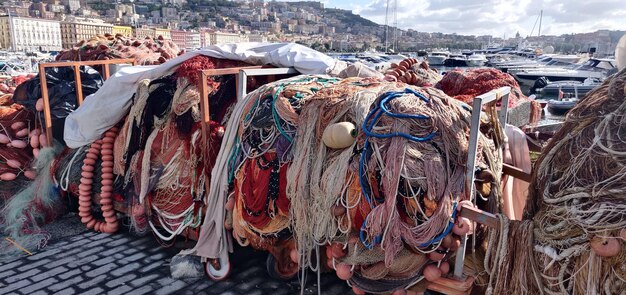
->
223;75;340;275
110;56;249;241
55;33;183;65
435;68;542;125
482;69;626;294
288;78;502;293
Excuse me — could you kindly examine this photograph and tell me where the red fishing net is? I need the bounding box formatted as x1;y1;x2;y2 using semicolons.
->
56;33;183;65
435;68;542;124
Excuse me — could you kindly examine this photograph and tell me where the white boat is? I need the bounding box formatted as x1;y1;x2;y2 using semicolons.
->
428;51;449;65
465;54;487;67
513;58;616;87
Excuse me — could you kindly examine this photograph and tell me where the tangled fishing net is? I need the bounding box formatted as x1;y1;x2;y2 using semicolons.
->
221;75;341;276
483;68;626;294
384;58;442;87
108;55;251;241
287;77;502;293
55;33;183;65
0;145;65;258
436;68;542;124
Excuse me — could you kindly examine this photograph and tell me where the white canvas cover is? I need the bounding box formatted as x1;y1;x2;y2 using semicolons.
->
63;42;344;148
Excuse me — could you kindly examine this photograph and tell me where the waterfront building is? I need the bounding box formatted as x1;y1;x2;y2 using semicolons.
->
60;18;113;49
0;16;62;52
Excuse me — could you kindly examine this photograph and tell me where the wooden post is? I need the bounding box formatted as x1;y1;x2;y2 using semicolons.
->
38;64;54;144
73;65;84;105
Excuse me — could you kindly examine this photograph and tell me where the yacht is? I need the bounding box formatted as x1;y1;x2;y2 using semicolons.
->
465;54;488;67
443;53;466;67
428;51;450;65
513;58;616;87
534;79;601;100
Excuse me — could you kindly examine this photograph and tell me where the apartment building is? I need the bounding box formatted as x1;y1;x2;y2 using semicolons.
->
60;18;113;48
0;16;62;51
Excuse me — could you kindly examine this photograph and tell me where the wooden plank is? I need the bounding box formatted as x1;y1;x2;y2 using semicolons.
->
38;64;54;143
40;59;135;68
103;63;110;80
502;163;532;182
73;65;84;105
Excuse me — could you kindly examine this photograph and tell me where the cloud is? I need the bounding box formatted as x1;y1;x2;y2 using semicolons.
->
347;0;626;36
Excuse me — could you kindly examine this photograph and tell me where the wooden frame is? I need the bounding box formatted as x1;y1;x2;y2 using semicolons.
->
38;58;136;143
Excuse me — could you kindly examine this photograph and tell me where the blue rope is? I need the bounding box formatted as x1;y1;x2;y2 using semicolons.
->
359;88;436;207
417;202;457;248
358;88;439;249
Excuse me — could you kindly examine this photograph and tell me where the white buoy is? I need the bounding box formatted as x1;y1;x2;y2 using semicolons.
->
322;122;357;149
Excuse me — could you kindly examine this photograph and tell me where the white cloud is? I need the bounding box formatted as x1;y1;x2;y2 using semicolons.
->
348;0;626;36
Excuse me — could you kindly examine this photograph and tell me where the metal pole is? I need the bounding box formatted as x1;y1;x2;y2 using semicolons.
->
538;10;543;37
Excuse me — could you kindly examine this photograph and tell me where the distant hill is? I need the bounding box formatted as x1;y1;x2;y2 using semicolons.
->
322;8;379;28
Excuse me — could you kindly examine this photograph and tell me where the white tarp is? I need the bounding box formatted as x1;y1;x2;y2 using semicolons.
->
63;42;341;148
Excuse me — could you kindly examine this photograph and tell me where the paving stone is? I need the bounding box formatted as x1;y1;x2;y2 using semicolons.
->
76;246;106;259
53;287;76;295
105;236;131;247
121;251;147;263
0;279;32;293
82;287;104;295
85;262;117;278
43;257;78;270
95;247;125;259
77;274;107;289
90;256;117;267
4;269;40;284
58;269;82;280
25;248;63;261
105;273;137;288
109;262;141;277
154;280;187;295
20;277;58;294
16;258;53;272
0;270;16;280
0;261;23;271
48;275;85;292
129;274;160;288
31;266;68;282
29;290;48;295
0;231;351;295
138;261;164;274
107;284;133;294
131;285;156;295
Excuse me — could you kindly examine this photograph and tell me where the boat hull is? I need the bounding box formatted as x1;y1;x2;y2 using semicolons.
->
428;56;447;65
514;74;587;87
547;100;577;115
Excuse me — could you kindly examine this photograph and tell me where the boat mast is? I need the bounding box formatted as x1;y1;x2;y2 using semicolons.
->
384;0;390;52
538;10;542;37
392;0;397;52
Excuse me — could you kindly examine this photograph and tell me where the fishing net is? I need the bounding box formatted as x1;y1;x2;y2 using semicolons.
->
0;144;65;258
227;75;341;257
112;56;250;241
436;68;542;124
287;77;502;293
482;69;626;294
55;33;183;65
384;58;442;87
0;104;36;204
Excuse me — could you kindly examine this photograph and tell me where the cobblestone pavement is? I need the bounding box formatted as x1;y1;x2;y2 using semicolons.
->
0;222;352;295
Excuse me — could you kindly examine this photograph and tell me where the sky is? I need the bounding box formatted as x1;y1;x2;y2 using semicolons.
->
307;0;626;37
